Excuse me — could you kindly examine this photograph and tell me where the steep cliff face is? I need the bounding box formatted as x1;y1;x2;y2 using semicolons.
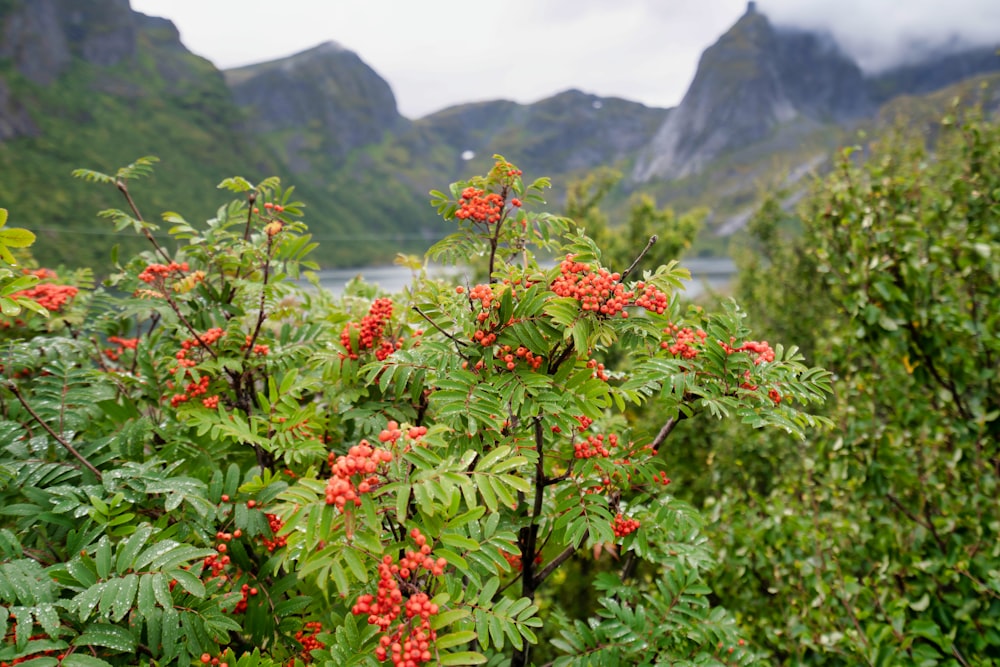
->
0;0;137;85
0;0;279;268
632;5;869;182
225;42;409;172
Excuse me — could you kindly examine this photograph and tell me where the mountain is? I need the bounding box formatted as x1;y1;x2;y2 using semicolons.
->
225;41;409;171
632;2;871;183
346;90;671;209
0;0;997;270
0;0;277;268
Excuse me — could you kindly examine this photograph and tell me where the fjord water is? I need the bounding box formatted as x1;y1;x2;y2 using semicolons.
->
311;257;735;299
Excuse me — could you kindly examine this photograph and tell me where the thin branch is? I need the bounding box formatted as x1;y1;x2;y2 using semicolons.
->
885;492;947;553
243;234;273;362
412;306;469;350
651;414;683;453
243;191;257;242
6;382;102;479
116;179;172;264
533;530;588;587
620;234;657;281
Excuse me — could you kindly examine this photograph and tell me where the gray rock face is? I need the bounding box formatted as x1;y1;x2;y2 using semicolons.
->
0;79;36;139
0;0;138;84
632;6;869;182
225;41;408;170
0;0;73;85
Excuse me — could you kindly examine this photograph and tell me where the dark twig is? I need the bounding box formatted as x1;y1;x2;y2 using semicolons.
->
651;414;683;453
412;306;469;350
243;191;257;242
6;382;102;480
533;530;588;587
620;235;657;281
116;179;172;264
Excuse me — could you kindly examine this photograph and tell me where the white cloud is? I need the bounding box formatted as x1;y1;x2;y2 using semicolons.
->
130;0;998;117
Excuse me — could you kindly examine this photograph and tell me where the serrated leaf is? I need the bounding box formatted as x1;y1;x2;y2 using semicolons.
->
0;227;35;248
137;574;156;619
74;623;136;652
110;574;138;622
73;583;105;622
167;568;205;598
61;655;114;667
431;608;470;630
94;537;111;580
33;603;59;638
115;525;153;575
438;650;487;665
435;630;477;649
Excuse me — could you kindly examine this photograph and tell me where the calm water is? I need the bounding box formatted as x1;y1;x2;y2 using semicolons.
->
311;257;735;300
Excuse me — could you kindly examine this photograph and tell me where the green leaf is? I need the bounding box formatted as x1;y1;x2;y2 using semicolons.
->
438;651;487;665
115;525;153;575
110;573;139;622
74;623;136;652
61;655;114;667
435;630;477;649
94;537;111;580
0;226;35;249
166;567;205;597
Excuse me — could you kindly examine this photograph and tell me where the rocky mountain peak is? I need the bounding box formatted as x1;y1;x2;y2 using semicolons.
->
224;42;407;171
632;5;870;182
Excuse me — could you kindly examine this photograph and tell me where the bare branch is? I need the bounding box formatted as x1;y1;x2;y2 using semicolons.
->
5;382;102;480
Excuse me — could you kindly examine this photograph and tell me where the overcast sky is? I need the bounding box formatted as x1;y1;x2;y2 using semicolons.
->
130;0;1000;119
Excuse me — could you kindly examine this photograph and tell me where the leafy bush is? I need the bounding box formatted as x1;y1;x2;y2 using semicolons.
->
0;155;829;666
696;108;1000;665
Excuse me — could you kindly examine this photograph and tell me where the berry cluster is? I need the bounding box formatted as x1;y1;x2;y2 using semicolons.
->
138;261;188;284
11;282;79;312
198;653;229;667
633;281;669;314
573;433;619;459
551;256;631;317
376;421;428;448
455;187;504;224
550;255;669;318
501;344;544;371
325;440;393;510
661;324;708;359
352;529;446;666
175;328;224;368
231;582;259;614
341;298;396;361
203;551;231;579
166;328;224;408
294;621;325;661
241;334;270;356
169;374;210;408
612;514;640;537
720;339;776;365
585;358;610;381
500;549;542;573
262;513;287;552
251;201;286;215
103;335;138;362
